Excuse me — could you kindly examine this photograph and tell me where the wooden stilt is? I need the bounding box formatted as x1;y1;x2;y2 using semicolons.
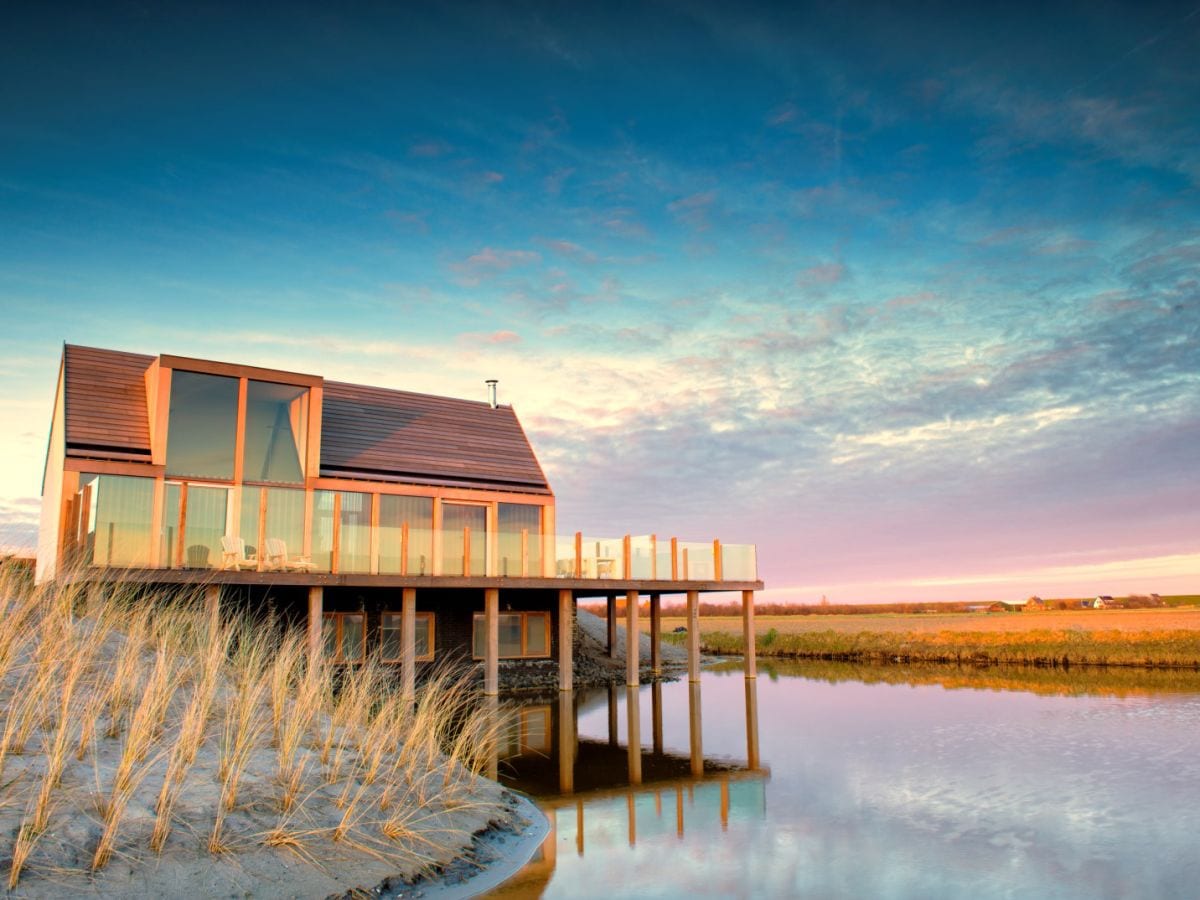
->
745;676;760;769
686;589;700;683
204;583;220;632
606;594;617;658
742;589;757;679
688;680;703;777
651;680;664;755
649;593;661;675
625;590;639;687
484;588;499;696
307;586;323;660
401;587;416;701
558;690;575;794
558;589;573;691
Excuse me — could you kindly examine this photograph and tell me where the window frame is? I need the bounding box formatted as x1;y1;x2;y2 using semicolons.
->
322;611;367;664
471;610;551;660
380;611;435;663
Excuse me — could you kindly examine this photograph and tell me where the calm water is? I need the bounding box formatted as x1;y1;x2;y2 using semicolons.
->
484;661;1200;899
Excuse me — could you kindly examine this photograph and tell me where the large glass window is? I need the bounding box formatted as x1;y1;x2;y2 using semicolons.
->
498;503;542;577
243;380;308;484
313;490;372;573
165;371;238;481
238;486;305;564
380;612;434;662
443;503;486;576
472;611;550;659
378;495;433;575
162;483;229;568
82;474;154;567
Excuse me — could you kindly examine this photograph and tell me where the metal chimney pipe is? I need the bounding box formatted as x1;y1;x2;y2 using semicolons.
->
485;379;498;409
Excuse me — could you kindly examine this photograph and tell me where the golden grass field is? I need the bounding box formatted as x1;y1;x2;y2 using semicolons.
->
650;607;1200;637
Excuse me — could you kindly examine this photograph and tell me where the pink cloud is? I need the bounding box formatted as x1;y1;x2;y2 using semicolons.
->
449;247;540;285
797;261;848;287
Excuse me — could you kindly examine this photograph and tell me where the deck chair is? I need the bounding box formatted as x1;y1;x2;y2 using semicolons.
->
264;538;317;572
220;536;257;571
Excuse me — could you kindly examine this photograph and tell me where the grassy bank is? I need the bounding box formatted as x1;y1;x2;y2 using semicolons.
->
666;627;1200;668
0;564;507;895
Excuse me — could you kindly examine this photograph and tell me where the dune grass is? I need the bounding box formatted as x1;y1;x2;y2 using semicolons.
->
0;563;508;892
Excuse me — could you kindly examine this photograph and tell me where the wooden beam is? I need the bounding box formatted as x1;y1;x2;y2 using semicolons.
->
558;589;573;692
622;534;631;579
463;526;471;577
233;377;247;485
649;593;661;675
574;531;582;578
713;539;722;581
401;587;417;702
307;586;323;660
742;589;757;679
175;482;188;568
686;590;700;683
204;583;220;632
625;589;639;687
400;521;409;576
483;587;499;695
670;537;678;580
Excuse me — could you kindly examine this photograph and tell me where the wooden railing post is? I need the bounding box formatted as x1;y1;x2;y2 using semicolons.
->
682;547;689;581
331;492;342;574
463;526;471;577
574;531;582;578
400;521;409;576
521;528;529;577
670;537;678;581
713;539;722;581
622;535;631;579
175;483;188;568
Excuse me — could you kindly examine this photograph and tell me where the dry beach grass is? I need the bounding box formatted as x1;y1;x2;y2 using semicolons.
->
656;608;1200;668
0;564;512;897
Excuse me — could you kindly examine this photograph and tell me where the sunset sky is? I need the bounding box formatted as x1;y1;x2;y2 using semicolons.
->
1;2;1196;602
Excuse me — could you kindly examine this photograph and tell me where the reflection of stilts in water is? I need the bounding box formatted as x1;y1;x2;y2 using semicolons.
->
558;690;575;794
689;681;703;777
652;681;664;755
607;683;619;746
745;676;760;770
626;686;642;785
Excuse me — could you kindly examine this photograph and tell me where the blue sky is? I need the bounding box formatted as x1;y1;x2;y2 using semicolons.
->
1;1;1197;600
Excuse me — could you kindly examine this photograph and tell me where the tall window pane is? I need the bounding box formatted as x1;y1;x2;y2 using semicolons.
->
313;490;371;573
443;503;486;576
239;486;304;562
524;612;548;656
85;474;154;567
378;495;433;575
498;503;542;577
243;380;308;484
182;485;228;568
166;371;238;480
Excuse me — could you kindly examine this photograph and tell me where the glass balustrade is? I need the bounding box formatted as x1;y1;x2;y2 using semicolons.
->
72;474;757;582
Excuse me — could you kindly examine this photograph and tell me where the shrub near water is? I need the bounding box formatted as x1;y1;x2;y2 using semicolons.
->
0;564;506;892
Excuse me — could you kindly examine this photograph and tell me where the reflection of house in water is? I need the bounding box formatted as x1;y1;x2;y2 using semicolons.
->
483;676;766;894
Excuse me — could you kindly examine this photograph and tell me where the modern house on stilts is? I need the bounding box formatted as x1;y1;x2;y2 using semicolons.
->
37;345;763;693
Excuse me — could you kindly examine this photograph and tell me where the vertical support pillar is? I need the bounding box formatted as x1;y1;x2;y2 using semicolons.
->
626;686;642;786
576;799;585;857
557;690;575;794
401;587;417;702
484;694;499;781
688;680;703;777
686;590;701;683
627;793;637;847
484;588;499;696
742;589;757;679
204;583;220;633
606;594;617;659
649;593;661;676
558;589;574;691
625;590;639;687
307;586;323;660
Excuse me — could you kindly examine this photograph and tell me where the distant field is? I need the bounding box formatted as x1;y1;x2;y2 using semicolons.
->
648;607;1200;637
646;608;1200;667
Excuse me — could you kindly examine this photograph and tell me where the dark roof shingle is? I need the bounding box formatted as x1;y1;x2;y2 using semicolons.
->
63;345;154;457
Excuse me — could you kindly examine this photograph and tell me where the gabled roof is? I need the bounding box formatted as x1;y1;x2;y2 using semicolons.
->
63;344;154;459
320;381;551;493
57;345;551;493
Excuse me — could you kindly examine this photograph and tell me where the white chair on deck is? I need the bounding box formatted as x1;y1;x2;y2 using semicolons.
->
220;536;257;571
264;538;317;572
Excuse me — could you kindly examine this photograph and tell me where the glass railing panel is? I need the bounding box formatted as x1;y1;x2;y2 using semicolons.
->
721;543;758;581
554;535;577;577
655;540;674;579
580;535;624;579
628;534;655;579
677;541;716;580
